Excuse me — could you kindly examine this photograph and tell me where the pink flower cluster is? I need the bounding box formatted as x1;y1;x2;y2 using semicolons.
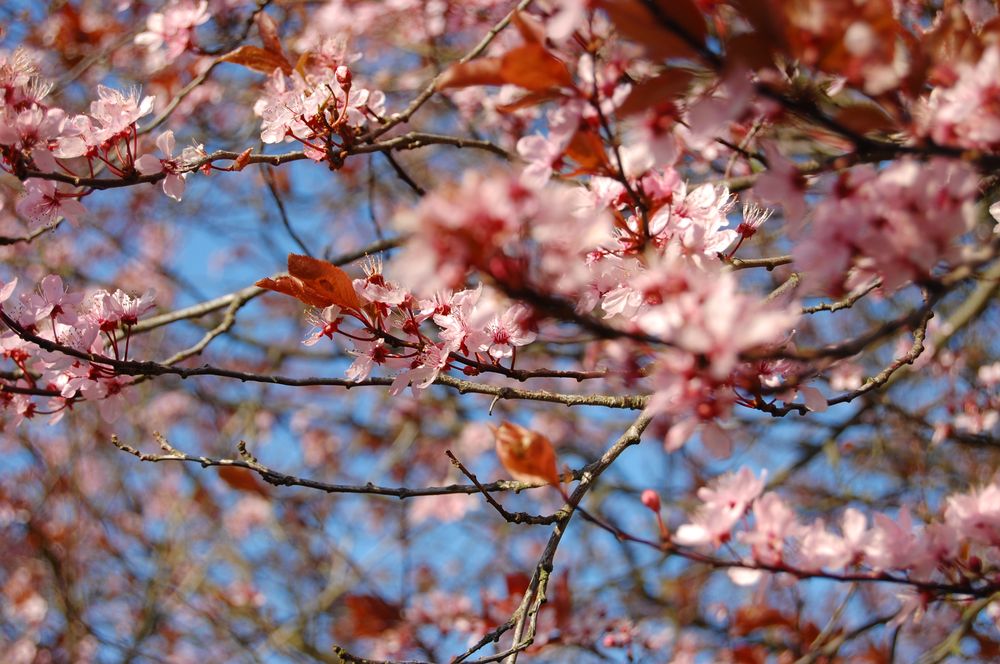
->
300;260;537;395
391;170;610;298
0;275;154;424
636;256;800;454
793;157;978;294
391;170;801;453
595;169;741;261
671;466;1000;615
0;49;207;225
134;0;211;67
253;39;385;162
920;46;1000;150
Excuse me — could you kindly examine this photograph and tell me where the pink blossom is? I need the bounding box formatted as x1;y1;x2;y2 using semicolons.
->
87;289;155;330
944;481;1000;546
0;278;16;305
135;130;188;200
516;102;582;187
391;171;611;299
345;337;388;381
17;179;87;229
738;492;800;565
674;468;765;548
302;305;342;346
87;85;155;147
684;67;754;149
735;202;773;240
390;342;451;395
921;45;1000;150
794;158;977;294
863;506;920;572
433;286;483;354
646;180;738;259
795;508;870;572
829;361;864;391
224;495;273;538
134;0;210;63
354;257;407;307
22;274;83;325
476;304;537;359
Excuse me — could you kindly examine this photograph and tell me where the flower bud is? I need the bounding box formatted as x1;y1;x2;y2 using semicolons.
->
336;65;352;89
641;489;661;513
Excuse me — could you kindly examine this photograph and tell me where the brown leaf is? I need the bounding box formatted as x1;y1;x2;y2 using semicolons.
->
730;0;788;54
617;68;694;115
437;45;573;92
731;606;795;636
256;254;361;310
255;12;286;59
341;595;403;638
832;103;898;135
436;58;506;90
564;127;611;173
598;0;705;59
505;572;531;597
495;89;566;113
494;422;560;486
724;31;778;71
221;45;291;75
217;466;270;496
499;44;574;91
512;10;545;44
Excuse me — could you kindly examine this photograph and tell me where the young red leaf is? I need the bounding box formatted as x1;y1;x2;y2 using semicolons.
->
499;44;574;91
437;44;573;92
255;11;286;59
597;0;706;59
216;466;270;496
256;254;361;310
220;45;292;75
494;421;560;487
340;595;403;638
436;58;506;90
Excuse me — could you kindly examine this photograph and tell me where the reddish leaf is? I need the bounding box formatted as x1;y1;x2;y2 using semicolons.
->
495;89;566;113
598;0;706;59
512;10;545;45
731;606;795;636
221;45;291;75
551;570;572;630
617;69;694;116
724;31;778;71
436;58;506;90
342;595;403;637
564;127;612;174
255;12;286;59
437;45;573;92
499;44;574;91
256;254;361;310
216;466;270;496
730;0;789;54
832;103;898;135
494;422;560;486
505;572;531;597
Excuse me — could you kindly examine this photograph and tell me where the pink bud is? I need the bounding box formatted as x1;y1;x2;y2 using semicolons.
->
640;489;661;513
336;65;352;89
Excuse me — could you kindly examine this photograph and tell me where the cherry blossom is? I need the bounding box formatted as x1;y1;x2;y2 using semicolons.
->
794;158;978;294
135;130;189;200
16;179;87;229
134;0;211;65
